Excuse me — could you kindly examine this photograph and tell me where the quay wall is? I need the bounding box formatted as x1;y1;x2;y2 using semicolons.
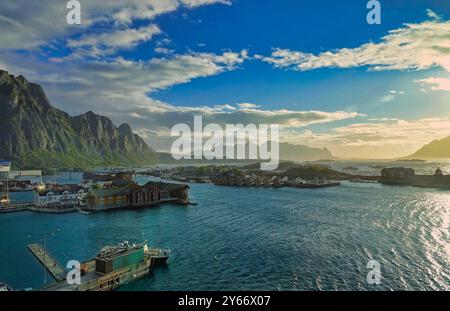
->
381;175;450;188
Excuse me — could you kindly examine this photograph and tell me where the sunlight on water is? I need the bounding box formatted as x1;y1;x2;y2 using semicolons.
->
1;170;450;290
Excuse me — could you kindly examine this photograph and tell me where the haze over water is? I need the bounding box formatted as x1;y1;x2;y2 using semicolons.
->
0;165;449;291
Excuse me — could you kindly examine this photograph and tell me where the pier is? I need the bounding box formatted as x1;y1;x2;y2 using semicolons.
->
27;243;66;282
30;241;170;291
0;203;35;213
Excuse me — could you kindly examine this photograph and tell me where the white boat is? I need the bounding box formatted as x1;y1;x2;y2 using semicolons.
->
0;282;13;291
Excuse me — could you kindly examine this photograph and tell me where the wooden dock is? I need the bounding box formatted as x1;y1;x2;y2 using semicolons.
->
0;203;35;213
27;243;66;282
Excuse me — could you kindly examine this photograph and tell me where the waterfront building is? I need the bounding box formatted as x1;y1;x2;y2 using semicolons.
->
434;168;444;176
82;171;133;188
86;181;190;211
0;160;11;173
35;187;85;207
381;167;415;179
381;167;450;188
0;160;11;205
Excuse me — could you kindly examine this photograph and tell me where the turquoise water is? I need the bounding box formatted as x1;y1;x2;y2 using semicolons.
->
0;176;449;290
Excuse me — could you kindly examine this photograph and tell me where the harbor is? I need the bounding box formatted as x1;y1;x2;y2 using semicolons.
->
1;176;449;291
1;160;450;291
26;240;169;291
0;163;192;214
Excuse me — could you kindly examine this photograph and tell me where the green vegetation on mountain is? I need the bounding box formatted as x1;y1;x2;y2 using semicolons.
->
0;70;156;171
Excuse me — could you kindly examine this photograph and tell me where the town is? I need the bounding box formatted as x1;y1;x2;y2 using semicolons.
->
2;158;450;216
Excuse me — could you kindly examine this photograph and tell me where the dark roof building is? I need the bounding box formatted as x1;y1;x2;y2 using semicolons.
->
381;167;415;180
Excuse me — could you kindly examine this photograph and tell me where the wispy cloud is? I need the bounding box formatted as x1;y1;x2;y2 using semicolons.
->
379;90;405;102
258;11;450;72
282;117;450;158
415;77;450;91
66;25;162;57
0;0;231;51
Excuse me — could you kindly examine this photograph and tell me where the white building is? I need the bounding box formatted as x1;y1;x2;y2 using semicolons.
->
36;189;86;207
0;160;11;172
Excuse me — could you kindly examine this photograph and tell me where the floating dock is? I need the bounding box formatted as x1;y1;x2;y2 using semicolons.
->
27;241;169;291
27;243;66;282
0;203;35;213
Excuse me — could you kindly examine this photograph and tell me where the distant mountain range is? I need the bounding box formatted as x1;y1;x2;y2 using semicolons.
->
0;70;335;170
408;136;450;159
0;70;156;171
278;142;333;162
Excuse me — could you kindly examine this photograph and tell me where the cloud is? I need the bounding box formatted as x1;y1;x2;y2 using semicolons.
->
154;47;175;55
379;89;405;102
181;0;232;8
415;77;450;91
0;0;231;51
281;117;450;158
259;12;450;72
236;103;261;109
380;94;395;103
67;24;161;53
427;9;442;20
0;45;362;152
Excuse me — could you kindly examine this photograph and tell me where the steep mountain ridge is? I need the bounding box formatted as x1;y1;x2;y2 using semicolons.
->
0;70;155;170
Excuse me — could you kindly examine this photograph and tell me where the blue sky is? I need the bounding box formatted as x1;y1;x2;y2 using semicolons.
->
1;0;450;158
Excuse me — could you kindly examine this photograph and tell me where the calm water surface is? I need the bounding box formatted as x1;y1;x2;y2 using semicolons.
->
0;171;449;290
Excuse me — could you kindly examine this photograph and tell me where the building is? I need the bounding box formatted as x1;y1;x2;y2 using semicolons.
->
86;181;189;211
0;160;11;173
381;167;415;180
0;160;11;205
434;168;444;176
36;187;85;208
381;167;450;188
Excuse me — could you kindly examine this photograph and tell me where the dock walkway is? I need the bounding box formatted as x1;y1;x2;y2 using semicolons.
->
27;243;66;282
0;203;35;213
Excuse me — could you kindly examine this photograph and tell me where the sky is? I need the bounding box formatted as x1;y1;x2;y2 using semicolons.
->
1;0;450;159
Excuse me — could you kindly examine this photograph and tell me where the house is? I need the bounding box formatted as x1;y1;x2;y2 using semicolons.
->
0;160;11;173
36;187;85;208
381;167;415;180
434;168;444;176
146;181;190;204
86;187;130;211
86;181;190;211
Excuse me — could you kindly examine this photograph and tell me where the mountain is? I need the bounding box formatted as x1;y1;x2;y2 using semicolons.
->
0;70;156;170
407;136;450;159
164;141;334;164
278;142;333;161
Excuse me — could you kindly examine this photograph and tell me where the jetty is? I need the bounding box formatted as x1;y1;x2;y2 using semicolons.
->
27;240;170;291
27;243;66;282
212;175;341;189
381;167;450;189
0;202;35;213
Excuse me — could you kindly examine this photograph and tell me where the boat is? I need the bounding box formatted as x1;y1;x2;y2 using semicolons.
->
0;282;13;291
147;248;171;265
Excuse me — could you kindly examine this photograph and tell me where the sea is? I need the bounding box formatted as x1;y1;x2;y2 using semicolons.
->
0;160;449;291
